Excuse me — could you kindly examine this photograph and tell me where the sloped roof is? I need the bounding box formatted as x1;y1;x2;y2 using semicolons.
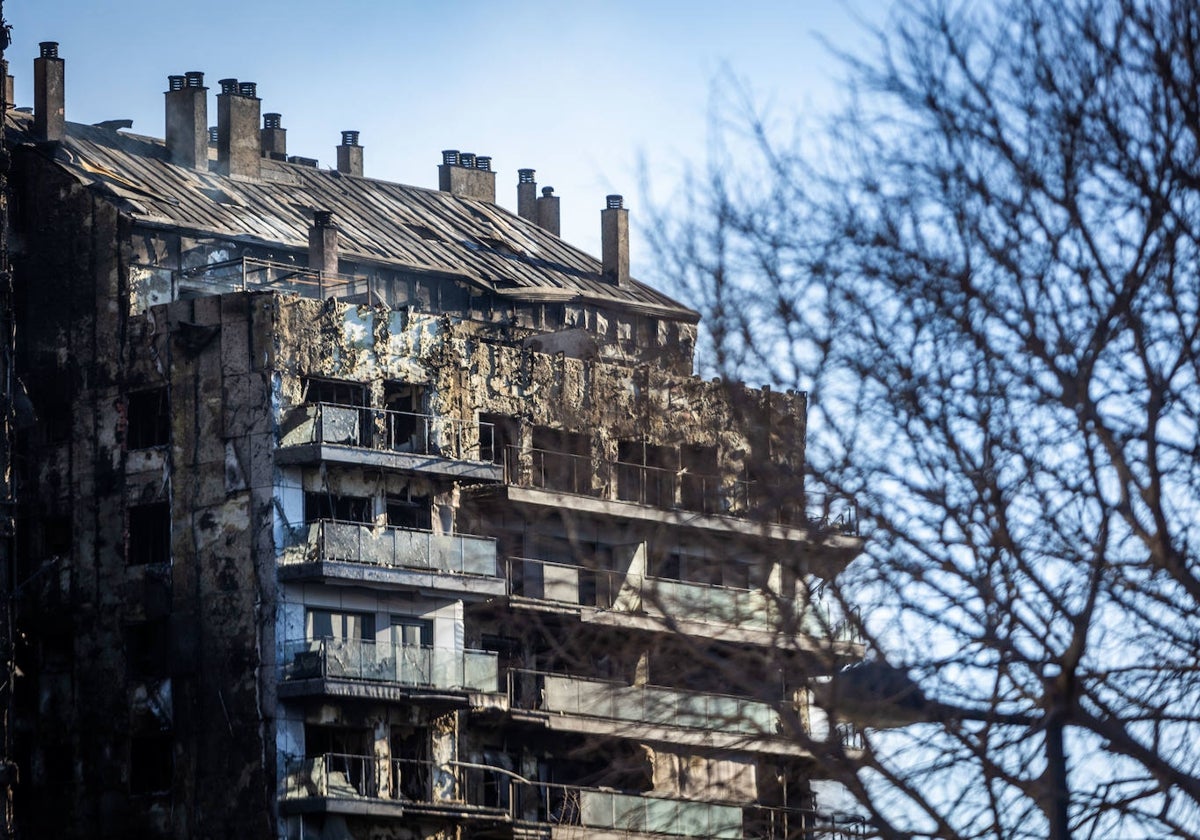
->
7;111;698;322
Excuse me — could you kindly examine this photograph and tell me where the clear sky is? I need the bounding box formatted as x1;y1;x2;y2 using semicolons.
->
7;0;889;278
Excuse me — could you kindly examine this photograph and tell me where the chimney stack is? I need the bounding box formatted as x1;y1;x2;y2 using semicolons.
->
261;113;286;160
336;130;363;177
537;186;561;237
517;169;537;223
216;78;261;179
308;210;339;277
601;195;629;286
165;71;208;169
438;149;497;203
34;42;65;142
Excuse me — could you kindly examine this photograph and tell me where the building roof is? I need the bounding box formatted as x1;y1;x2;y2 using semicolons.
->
7;111;699;322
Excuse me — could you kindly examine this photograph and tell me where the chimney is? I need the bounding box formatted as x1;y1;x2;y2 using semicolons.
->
208;126;219;145
336;130;363;177
601;195;629;286
165;71;208;169
261;112;286;160
4;69;14;113
537;186;561;237
216;78;261;179
437;149;496;203
308;210;339;277
517;169;537;223
34;42;65;142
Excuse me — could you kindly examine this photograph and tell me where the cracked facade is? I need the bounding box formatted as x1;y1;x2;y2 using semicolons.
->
8;44;865;840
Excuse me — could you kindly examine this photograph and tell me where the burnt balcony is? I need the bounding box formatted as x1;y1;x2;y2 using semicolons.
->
492;445;859;537
277;402;503;482
280;753;510;822
279;519;503;598
279;638;500;700
281;754;866;839
506;557;862;649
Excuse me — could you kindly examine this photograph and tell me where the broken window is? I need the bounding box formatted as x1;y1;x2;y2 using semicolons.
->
302;377;366;407
304;491;371;524
617;441;678;508
304;725;372;796
126;388;169;449
479;412;518;469
129;733;173;795
530;427;591;494
386;493;431;530
128;502;171;566
383;381;428;452
680;444;720;514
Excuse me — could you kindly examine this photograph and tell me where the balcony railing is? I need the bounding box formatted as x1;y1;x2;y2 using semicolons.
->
282;756;865;840
281;638;499;693
504;445;858;533
281;519;498;577
506;556;862;643
282;401;495;463
511;670;782;736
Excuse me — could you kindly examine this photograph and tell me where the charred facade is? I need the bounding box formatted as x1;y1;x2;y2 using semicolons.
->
7;46;865;840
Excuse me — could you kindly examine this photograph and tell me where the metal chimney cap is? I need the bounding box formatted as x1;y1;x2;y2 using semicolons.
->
476;156;492;171
542;186;555;197
39;42;60;59
168;75;186;92
518;168;536;183
442;149;460;165
340;130;360;147
264;113;283;129
606;194;624;209
313;209;335;229
238;81;258;98
218;78;239;95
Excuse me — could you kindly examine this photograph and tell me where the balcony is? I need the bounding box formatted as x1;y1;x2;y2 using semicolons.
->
281;755;867;839
507;557;861;649
498;445;858;535
279;638;500;701
277;402;503;482
279;519;503;597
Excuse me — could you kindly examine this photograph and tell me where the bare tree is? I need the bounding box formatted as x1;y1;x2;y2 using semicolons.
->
652;1;1200;837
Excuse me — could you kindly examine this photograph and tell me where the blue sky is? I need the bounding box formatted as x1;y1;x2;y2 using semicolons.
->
8;1;889;275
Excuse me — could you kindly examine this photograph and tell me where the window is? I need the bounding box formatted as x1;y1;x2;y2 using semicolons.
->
307;608;375;642
479;412;518;467
530;427;591;494
617;441;678;507
386;494;431;530
127;388;169;449
390;616;432;648
383;381;428;452
128;502;170;565
304;492;371;524
125;619;170;678
302;378;366;407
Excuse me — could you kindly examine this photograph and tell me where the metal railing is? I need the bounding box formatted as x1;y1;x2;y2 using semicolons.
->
280;753;866;839
283;401;495;463
505;556;861;643
176;256;374;302
503;445;858;533
509;670;782;736
281;638;499;693
281;519;498;577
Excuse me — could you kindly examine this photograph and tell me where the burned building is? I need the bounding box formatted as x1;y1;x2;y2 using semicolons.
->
7;44;865;840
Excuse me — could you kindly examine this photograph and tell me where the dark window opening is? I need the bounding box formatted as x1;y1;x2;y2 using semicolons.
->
42;515;72;557
130;733;173;795
479;412;518;469
125;619;170;678
530;427;591;494
304;492;371;524
386;494;431;530
680;444;720;513
391;727;430;801
617;441;678;508
127;388;170;449
302;378;366;407
128;502;171;566
305;725;372;796
383;382;428;452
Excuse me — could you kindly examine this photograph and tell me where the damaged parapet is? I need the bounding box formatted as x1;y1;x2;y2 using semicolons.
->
308;210;339;276
438;149;496;203
34;42;65;142
261;113;287;160
336;131;363;177
216;78;262;179
165;72;208;169
601;194;629;285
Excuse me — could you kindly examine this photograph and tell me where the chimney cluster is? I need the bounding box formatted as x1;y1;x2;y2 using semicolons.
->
438;150;496;203
30;44;629;284
515;169;561;236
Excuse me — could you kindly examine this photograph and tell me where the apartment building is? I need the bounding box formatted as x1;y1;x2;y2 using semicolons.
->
8;44;865;840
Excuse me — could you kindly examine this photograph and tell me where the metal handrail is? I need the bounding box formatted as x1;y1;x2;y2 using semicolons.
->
280;637;500;692
297;401;495;462
281;518;498;577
